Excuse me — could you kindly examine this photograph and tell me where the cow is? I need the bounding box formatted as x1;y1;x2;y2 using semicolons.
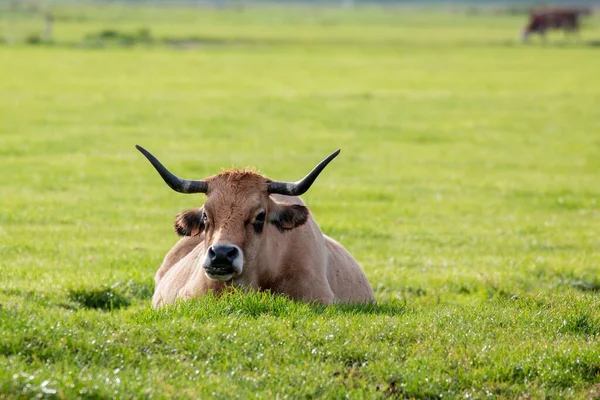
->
521;8;592;42
135;145;375;308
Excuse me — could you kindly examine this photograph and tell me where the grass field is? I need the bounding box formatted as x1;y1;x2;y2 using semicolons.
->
1;3;600;398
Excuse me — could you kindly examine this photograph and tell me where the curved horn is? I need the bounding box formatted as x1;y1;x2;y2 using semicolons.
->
135;145;208;194
268;149;341;196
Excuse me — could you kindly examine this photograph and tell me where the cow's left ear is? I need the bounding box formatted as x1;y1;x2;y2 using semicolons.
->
174;209;205;237
268;203;309;231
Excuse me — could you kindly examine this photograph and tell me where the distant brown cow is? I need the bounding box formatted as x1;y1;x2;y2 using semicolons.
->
522;8;591;41
136;145;375;308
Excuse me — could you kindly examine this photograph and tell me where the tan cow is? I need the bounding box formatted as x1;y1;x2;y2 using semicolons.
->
136;145;375;308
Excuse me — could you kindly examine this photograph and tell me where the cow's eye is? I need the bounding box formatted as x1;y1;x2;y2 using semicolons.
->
202;212;208;223
253;212;266;233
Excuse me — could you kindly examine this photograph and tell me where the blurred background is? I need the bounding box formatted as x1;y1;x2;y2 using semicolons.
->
1;0;599;47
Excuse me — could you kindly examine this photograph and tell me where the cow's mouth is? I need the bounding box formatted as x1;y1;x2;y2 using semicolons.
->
204;265;237;281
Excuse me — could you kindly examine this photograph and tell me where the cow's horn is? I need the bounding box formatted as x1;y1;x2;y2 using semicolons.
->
268;149;341;196
136;145;208;194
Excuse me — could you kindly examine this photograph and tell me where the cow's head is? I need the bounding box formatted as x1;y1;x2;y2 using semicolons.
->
136;145;339;282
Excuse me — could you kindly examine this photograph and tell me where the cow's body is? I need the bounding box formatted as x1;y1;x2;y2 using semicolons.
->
522;8;591;41
152;194;374;308
136;146;375;308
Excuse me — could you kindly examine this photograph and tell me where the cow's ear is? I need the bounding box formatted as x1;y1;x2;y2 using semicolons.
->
269;203;309;232
174;209;205;237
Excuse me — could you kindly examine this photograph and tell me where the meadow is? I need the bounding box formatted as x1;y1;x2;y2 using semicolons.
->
1;3;600;398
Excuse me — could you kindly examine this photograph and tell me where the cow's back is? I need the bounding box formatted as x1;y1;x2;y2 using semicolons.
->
323;235;375;303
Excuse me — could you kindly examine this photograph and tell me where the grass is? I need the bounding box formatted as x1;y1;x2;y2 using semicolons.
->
1;3;600;398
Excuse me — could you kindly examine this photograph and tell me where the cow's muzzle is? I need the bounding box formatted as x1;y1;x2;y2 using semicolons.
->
203;243;243;281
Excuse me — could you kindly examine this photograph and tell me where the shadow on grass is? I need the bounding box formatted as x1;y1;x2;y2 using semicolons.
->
77;28;328;49
66;279;153;311
559;313;600;336
1;287;124;312
570;279;600;293
68;287;131;311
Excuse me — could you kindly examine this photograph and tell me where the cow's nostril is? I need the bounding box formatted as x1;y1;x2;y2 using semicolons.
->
226;247;238;262
208;246;216;261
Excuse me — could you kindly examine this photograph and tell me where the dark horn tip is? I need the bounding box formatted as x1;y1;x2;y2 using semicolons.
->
267;148;343;196
324;149;341;163
135;144;155;161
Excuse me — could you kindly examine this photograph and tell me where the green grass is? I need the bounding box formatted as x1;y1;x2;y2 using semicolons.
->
1;3;600;398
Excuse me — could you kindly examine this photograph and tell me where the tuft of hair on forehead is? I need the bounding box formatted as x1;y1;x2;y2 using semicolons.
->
219;168;264;182
204;168;268;191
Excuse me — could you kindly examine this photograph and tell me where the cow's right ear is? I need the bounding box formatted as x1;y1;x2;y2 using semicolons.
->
174;209;205;237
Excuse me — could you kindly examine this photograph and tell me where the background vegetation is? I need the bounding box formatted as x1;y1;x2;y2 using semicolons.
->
1;2;599;398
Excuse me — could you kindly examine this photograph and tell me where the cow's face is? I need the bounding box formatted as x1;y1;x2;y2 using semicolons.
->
173;171;309;281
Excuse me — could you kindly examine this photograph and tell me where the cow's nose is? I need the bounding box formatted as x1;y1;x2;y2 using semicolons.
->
207;244;239;265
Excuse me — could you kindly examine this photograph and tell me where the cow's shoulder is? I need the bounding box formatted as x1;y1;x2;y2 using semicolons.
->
155;235;204;285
